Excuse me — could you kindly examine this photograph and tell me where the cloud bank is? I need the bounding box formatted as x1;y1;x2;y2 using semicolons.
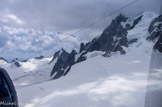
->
0;0;161;61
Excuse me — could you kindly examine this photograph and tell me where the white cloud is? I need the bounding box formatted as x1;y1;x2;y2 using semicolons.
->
0;0;160;61
1;14;25;25
0;26;80;61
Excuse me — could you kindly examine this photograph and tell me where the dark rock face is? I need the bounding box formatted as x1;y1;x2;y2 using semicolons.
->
21;59;28;62
147;15;162;52
79;43;85;53
50;49;69;63
154;33;162;52
50;50;61;63
81;14;142;56
76;51;87;63
50;14;143;79
34;55;44;59
12;58;21;67
50;49;77;79
0;57;8;63
63;50;77;76
130;15;143;29
147;15;162;41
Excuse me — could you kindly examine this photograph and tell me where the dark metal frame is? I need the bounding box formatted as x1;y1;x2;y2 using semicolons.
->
0;68;19;107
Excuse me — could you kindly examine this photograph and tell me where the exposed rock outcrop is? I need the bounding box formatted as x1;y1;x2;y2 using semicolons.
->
50;49;69;63
147;15;162;52
50;49;77;79
0;57;8;63
12;58;21;67
35;55;44;59
80;14;143;57
50;14;143;79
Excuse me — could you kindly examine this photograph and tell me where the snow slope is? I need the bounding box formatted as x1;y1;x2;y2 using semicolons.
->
0;12;159;107
17;40;153;107
0;57;55;89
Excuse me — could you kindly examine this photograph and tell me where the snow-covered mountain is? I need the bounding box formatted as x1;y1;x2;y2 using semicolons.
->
50;12;159;79
0;56;55;88
0;57;8;63
0;12;162;107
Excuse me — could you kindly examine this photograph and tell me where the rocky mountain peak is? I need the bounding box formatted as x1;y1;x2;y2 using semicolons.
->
11;58;21;67
80;14;143;56
147;15;162;52
50;48;69;63
50;49;77;79
0;57;8;63
50;13;152;79
34;55;44;59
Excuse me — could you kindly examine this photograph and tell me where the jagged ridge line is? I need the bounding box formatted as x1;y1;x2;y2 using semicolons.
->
71;0;139;35
60;0;139;42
